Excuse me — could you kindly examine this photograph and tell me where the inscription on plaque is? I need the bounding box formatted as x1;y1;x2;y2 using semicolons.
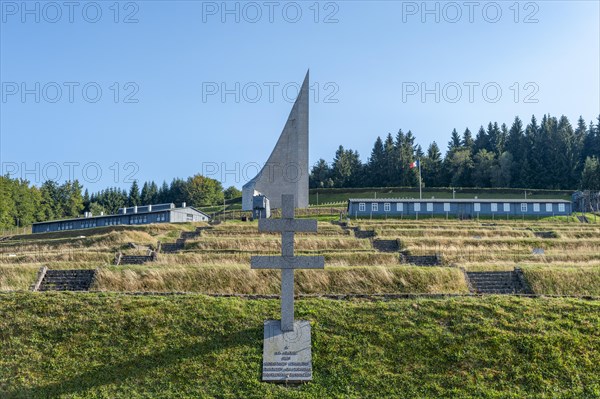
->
262;320;312;382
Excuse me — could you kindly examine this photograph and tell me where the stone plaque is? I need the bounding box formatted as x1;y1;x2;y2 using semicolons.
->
262;320;313;383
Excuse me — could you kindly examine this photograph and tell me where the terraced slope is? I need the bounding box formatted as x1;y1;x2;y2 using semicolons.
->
0;219;599;296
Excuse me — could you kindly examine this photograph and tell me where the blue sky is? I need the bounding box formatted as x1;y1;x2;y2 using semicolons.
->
1;0;599;191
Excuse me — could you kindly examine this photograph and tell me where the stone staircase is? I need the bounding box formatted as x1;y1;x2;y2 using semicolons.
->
159;227;208;254
160;239;185;253
466;269;532;294
354;229;375;239
533;231;558;239
372;239;400;252
400;254;442;266
35;269;96;291
117;255;155;265
180;230;200;240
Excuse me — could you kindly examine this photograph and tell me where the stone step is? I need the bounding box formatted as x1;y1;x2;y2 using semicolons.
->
45;276;92;281
467;271;513;276
472;283;518;289
466;270;530;295
469;280;519;286
354;229;375;239
470;278;518;283
39;285;90;291
44;271;95;277
533;231;558;239
42;278;93;283
38;269;96;292
468;276;517;282
372;239;400;253
119;255;155;265
160;243;184;253
477;289;520;294
180;231;199;239
468;278;516;283
40;282;91;286
469;276;517;281
46;270;94;276
401;255;442;266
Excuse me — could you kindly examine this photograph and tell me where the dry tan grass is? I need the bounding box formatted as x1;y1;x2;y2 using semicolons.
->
376;228;535;238
0;250;113;265
0;230;157;254
406;245;600;263
186;236;372;252
353;219;598;232
523;266;600;296
0;265;41;290
128;252;400;267
1;218;599;295
460;261;600;272
93;265;468;294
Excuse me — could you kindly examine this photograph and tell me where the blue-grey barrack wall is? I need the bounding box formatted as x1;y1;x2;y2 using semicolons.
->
31;203;210;233
347;198;572;218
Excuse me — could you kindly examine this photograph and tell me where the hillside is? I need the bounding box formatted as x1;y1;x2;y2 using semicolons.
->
1;217;600;296
1;211;600;398
1;293;599;398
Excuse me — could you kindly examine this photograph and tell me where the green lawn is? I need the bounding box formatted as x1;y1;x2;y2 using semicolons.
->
1;293;599;398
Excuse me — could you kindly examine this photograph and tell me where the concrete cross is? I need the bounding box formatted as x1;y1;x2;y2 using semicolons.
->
251;194;324;332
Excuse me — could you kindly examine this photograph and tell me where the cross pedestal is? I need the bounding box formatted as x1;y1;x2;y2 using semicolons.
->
251;194;324;383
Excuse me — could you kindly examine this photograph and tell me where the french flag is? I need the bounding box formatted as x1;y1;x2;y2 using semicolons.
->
409;160;420;169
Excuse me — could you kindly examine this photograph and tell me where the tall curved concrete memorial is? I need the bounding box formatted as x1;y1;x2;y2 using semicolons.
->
242;71;310;211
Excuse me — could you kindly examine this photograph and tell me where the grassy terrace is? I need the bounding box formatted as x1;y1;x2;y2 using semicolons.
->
1;215;599;397
1;293;599;398
1;218;600;295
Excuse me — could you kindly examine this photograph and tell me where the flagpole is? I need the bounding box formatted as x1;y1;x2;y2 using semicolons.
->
418;158;422;200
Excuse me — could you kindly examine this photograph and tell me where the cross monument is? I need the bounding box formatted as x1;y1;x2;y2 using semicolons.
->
251;194;324;382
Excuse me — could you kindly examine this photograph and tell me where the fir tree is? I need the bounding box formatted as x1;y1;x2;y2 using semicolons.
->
367;138;385;186
474;126;489;154
309;159;333;188
448;129;461;152
581;156;600;190
505;116;524;187
128;180;141;206
422;142;443;187
462;128;474;153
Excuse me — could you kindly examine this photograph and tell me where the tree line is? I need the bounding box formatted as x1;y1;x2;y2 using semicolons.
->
310;114;600;191
2;113;599;230
0;174;242;230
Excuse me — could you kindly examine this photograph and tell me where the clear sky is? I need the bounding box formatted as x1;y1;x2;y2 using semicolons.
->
1;0;599;191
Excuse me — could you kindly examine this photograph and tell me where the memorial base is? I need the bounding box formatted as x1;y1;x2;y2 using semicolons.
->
262;320;313;383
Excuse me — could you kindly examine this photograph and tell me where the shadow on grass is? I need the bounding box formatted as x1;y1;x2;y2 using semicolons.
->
3;325;262;398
